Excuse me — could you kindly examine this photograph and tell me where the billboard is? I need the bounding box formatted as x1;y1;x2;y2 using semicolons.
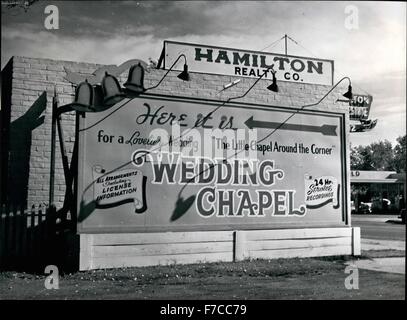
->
162;41;334;86
77;94;348;233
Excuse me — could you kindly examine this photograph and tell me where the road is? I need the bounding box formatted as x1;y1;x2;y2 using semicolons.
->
351;214;406;241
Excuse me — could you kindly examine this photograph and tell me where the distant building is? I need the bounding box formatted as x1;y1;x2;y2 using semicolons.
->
350;170;406;213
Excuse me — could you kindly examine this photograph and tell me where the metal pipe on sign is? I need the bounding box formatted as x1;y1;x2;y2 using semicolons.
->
220;79;241;92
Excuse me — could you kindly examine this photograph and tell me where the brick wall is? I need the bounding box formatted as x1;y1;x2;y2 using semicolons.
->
2;55;350;209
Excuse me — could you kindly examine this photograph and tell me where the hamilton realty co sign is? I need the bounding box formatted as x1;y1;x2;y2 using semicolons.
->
162;41;334;86
77;94;348;233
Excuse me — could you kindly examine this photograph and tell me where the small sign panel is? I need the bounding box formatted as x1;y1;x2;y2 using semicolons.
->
349;94;373;120
163;41;334;86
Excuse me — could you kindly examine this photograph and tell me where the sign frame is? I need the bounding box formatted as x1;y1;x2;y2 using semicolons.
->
161;40;335;86
76;93;349;234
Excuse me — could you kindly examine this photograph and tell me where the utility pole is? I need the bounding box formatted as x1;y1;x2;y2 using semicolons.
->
284;34;287;55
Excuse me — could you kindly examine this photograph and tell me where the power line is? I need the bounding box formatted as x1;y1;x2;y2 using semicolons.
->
258;35;285;52
286;35;371;95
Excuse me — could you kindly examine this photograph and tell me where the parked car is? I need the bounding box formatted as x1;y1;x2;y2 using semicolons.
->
371;198;392;213
383;198;391;206
351;201;356;214
359;202;372;214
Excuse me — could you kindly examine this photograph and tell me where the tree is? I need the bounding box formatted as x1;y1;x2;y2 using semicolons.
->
393;135;406;173
350;136;406;172
350;144;365;170
350;140;395;171
368;140;395;171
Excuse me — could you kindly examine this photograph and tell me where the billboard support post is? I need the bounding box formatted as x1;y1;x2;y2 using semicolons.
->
49;87;57;208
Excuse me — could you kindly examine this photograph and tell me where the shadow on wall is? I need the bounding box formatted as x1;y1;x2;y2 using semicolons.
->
171;195;196;222
8;92;47;206
1;59;13;205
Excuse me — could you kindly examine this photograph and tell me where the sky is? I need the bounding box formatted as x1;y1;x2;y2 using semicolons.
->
1;0;406;147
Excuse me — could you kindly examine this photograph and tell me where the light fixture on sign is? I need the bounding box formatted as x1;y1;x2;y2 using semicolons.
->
342;85;353;99
267;71;279;93
263;64;278;93
92;84;111;112
101;72;126;106
146;53;190;90
124;63;145;96
65;79;96;112
177;63;190;81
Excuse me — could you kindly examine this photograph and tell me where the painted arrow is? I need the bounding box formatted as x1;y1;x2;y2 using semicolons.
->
244;116;337;136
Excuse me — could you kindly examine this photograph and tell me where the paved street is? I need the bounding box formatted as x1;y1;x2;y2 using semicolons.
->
346;257;405;274
351;214;406;241
350;214;405;276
